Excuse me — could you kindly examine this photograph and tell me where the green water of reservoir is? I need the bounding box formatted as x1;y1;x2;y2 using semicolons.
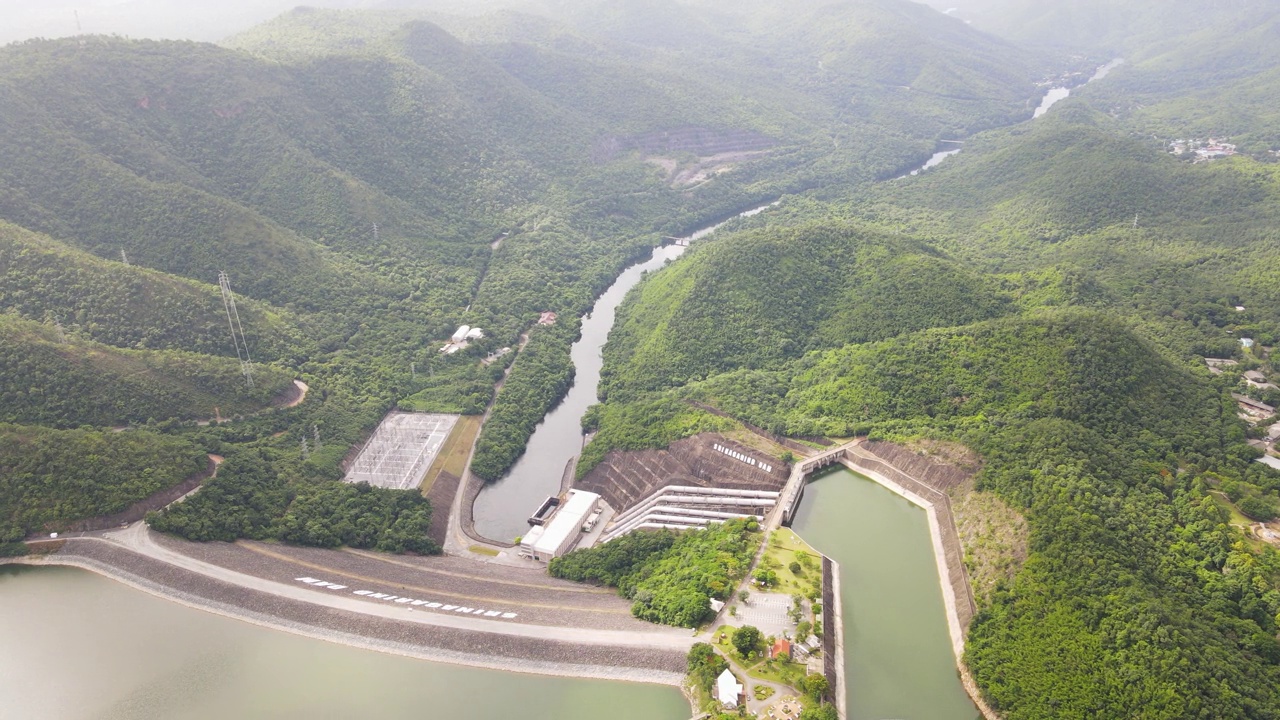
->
0;565;690;720
791;468;980;720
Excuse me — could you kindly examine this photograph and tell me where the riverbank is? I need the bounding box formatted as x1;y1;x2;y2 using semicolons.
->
4;525;691;688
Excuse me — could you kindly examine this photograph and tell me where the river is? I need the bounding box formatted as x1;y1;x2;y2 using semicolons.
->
0;564;689;720
907;57;1124;177
1034;58;1125;118
472;204;775;542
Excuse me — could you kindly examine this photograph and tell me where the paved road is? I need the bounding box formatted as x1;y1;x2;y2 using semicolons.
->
81;522;694;651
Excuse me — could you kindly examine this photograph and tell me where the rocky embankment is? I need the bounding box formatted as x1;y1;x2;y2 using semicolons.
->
6;528;689;685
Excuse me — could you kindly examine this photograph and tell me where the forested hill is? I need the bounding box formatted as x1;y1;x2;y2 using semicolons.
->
0;314;295;428
0;5;1045;541
682;311;1280;716
600;223;1009;402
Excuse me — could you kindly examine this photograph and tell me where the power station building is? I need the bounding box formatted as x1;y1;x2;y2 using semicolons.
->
519;490;601;562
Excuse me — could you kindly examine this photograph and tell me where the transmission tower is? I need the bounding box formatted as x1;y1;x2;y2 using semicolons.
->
218;271;255;388
120;248;129;265
372;223;379;243
313;424;322;450
301;436;310;461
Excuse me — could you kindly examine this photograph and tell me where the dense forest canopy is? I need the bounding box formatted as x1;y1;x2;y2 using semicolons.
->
0;424;208;541
550;518;759;627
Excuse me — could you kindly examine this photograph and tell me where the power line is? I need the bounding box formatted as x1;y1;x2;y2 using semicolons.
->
218;271;254;388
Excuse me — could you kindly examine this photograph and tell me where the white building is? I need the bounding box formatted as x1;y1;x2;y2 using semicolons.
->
465;327;485;340
716;669;743;708
520;490;600;562
451;325;471;343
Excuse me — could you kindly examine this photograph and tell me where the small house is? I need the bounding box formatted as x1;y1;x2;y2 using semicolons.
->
716;669;743;708
771;638;792;660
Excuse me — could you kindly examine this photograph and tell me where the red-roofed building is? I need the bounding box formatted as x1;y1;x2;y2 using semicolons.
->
771;638;792;660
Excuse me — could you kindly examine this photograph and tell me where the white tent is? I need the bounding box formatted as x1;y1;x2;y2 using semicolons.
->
716;669;743;708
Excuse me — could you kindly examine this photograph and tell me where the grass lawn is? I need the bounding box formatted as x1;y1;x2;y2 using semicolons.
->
746;658;807;686
419;415;481;494
1210;491;1253;528
711;630;806;688
761;528;822;596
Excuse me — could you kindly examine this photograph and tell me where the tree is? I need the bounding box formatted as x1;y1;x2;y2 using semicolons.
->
1239;494;1278;521
800;673;829;701
789;594;805;623
687;642;728;695
754;568;778;587
738;589;750;603
796;620;813;644
789;560;803;575
732;625;762;658
798;704;838;720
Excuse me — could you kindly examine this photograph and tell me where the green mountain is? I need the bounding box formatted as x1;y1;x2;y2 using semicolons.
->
0;314;295;428
0;220;304;358
0;4;1043;536
673;310;1280;716
0;423;208;543
600;223;1009;402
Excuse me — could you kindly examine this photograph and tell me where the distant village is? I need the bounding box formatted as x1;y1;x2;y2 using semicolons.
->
1168;137;1238;162
1206;340;1280;467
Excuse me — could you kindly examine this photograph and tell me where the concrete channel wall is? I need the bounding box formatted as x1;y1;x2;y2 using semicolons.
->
836;445;1003;720
821;555;847;720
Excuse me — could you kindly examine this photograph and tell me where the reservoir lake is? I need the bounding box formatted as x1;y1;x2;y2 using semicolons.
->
0;564;689;720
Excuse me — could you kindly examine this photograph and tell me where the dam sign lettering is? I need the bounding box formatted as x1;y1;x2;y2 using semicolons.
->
296;577;519;619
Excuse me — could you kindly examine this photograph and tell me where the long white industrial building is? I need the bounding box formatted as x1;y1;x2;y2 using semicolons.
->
520;490;600;562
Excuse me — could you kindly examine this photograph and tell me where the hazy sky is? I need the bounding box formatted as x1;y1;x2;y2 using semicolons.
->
0;0;377;46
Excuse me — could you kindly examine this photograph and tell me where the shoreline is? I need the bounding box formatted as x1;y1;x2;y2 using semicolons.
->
828;557;848;720
3;551;686;688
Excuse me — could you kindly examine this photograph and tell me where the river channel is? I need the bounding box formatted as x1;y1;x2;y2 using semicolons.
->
0;564;689;720
472;204;774;542
906;57;1124;176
